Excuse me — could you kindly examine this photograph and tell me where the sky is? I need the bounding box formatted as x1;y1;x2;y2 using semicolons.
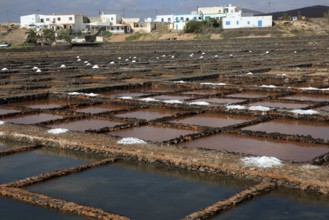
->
0;0;328;23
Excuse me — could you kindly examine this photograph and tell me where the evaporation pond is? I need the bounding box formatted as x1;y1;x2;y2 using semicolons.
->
217;188;329;220
226;92;276;99
75;104;123;114
248;101;309;109
316;105;329;112
26;160;251;220
0;108;20;115
110;125;197;142
114;109;180;120
181;90;219;95
50;119;122;131
172;113;255;128
243;119;329;140
101;91;148;98
151;95;191;101
0;196;82;220
16;100;72;109
179;133;329;162
193;98;245;105
281;94;329;102
0;147;91;184
4;114;63;124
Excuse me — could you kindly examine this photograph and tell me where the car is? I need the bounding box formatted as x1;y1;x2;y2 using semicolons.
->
0;42;11;47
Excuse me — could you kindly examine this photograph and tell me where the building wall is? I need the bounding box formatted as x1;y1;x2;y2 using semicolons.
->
173;14;201;23
20;14;86;32
100;14;119;25
155;15;173;23
222;16;272;29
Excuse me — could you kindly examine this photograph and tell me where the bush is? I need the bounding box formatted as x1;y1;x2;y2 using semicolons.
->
185;20;203;33
42;29;55;45
103;31;112;38
185;19;222;34
126;32;143;41
57;29;71;43
24;29;40;45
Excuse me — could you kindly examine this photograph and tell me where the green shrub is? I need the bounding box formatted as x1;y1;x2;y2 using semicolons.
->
103;31;112;38
185;20;203;33
57;29;71;43
126;32;143;41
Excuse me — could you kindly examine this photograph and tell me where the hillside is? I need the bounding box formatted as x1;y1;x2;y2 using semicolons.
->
262;5;329;20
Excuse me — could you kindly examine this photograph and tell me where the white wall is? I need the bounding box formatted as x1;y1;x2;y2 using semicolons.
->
100;14;119;25
156;15;174;23
222;16;272;29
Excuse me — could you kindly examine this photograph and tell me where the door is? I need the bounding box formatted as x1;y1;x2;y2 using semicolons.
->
258;20;262;27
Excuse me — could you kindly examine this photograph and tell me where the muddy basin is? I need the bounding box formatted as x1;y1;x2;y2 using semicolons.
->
179;133;329;162
172;113;256;128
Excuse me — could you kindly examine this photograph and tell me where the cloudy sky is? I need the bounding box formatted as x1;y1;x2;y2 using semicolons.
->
0;0;328;22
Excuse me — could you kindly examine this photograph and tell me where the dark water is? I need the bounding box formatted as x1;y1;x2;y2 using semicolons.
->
0;148;91;184
151;95;190;101
110;125;197;142
316;105;329;112
26;160;251;220
172;113;255;128
0;196;83;220
243;119;329;140
216;188;329;220
180;133;329;162
4;114;63;125
49;119;122;131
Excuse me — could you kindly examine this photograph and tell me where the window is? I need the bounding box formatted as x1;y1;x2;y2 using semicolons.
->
111;17;113;21
121;27;124;30
226;21;231;25
57;17;61;21
168;18;171;22
46;18;50;21
180;17;184;21
247;21;250;25
41;19;44;22
69;17;73;21
186;18;189;21
236;21;239;25
111;27;114;30
117;27;119;30
161;18;164;22
194;17;197;20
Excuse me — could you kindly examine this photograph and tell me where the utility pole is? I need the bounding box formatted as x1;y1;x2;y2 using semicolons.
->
99;9;101;15
122;8;125;17
37;9;40;14
268;1;271;13
155;9;158;17
6;10;9;24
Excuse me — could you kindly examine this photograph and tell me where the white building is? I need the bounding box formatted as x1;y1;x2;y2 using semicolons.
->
222;16;272;29
155;15;174;23
20;14;89;33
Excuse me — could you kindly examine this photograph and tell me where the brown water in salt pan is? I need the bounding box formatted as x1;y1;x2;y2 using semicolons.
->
151;95;191;101
248;101;309;109
50;119;122;131
226;92;276;99
281;94;329;102
181;90;219;95
243;119;329;140
193;98;245;104
172;113;255;128
19;100;71;109
75;104;123;114
101;91;147;98
4;114;63;124
114;109;180;120
0;108;20;115
180;133;329;162
315;105;329;112
110;125;197;142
